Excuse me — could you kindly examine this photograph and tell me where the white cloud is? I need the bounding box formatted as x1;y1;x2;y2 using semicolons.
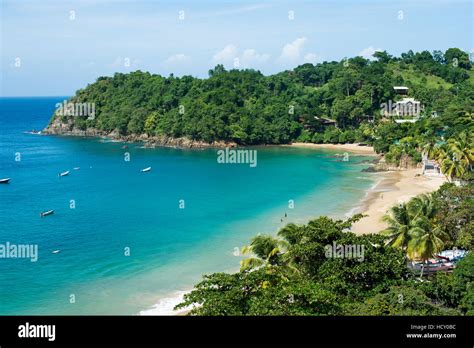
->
278;37;308;63
163;54;190;65
358;46;383;60
303;53;318;64
241;49;270;67
212;45;270;69
212;44;238;64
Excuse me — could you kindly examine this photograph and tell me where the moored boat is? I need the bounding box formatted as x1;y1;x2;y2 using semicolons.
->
0;178;11;184
59;171;70;177
141;167;151;172
40;210;54;217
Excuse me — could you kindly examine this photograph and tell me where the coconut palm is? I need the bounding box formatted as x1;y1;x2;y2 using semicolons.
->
447;132;474;167
440;151;467;181
422;141;439;160
382;203;415;250
277;223;302;245
240;235;283;271
240;232;300;280
408;194;437;221
406;223;449;263
383;195;450;260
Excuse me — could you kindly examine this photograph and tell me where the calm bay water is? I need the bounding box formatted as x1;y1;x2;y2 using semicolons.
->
0;97;375;314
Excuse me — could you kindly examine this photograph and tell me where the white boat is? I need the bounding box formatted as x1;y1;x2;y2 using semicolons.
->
141;167;152;172
0;178;11;184
59;171;70;177
73;167;80;170
52;250;61;254
40;210;54;217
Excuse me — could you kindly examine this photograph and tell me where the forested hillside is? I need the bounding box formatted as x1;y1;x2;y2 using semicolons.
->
46;48;473;150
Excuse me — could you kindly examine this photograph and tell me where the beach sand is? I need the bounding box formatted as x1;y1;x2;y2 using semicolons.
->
286;142;377;155
350;169;447;235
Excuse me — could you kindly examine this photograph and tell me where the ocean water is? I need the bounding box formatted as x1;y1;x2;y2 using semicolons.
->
0;97;376;315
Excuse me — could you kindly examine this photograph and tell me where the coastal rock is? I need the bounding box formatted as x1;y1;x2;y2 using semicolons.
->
43;121;237;149
361;166;388;173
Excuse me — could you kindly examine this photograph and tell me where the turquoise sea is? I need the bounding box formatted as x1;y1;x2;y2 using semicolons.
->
0;97;376;315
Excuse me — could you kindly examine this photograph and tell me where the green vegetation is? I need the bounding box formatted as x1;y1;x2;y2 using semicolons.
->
54;49;473;151
175;183;473;316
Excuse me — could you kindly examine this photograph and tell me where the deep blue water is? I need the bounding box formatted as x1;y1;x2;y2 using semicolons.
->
0;97;375;314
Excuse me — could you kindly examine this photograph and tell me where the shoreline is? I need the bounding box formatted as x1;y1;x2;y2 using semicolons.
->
283;142;378;155
43;122;379;154
350;169;447;234
138;169;447;316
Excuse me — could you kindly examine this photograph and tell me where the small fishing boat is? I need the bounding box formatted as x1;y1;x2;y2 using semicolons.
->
73;167;80;170
52;250;61;254
40;210;54;217
122;145;129;149
141;167;151;172
59;171;70;177
24;130;41;135
0;178;11;184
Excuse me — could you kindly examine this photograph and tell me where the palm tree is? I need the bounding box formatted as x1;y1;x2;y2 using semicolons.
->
408;194;437;221
382;203;414;250
436;133;473;180
277;223;301;245
422;141;439;160
240;232;299;280
447;132;474;168
440;151;467;181
407;224;448;263
383;195;450;259
240;235;283;271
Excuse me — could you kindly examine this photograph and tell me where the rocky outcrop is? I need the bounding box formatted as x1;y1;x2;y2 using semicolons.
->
43;117;237;149
361;154;420;172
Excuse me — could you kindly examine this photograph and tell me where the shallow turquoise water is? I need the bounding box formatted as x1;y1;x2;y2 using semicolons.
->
0;97;375;314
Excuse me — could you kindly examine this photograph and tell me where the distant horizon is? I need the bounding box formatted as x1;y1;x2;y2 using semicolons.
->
1;0;472;97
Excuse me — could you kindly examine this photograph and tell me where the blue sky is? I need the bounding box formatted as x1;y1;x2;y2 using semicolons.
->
1;0;472;96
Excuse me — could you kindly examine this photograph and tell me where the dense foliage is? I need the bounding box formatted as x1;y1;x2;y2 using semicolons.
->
176;184;473;316
55;48;473;150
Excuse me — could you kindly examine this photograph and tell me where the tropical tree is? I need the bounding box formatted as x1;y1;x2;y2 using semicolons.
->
408;194;438;221
240;235;284;271
383;195;451;265
436;132;473;180
438;147;467;181
407;224;449;263
447;132;474;168
382;203;415;250
422;141;440;160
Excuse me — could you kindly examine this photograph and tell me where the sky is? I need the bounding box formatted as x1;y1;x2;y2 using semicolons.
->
0;0;472;96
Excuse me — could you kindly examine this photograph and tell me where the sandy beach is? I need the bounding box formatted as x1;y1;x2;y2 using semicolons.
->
350;169;447;234
286;142;378;155
285;143;446;235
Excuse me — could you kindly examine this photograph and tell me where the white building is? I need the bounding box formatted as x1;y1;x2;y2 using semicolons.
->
381;87;423;123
